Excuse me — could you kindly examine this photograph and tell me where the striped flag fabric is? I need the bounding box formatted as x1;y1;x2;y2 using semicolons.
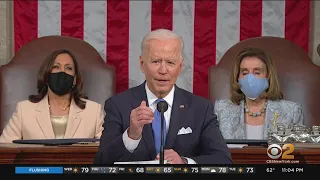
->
13;0;310;99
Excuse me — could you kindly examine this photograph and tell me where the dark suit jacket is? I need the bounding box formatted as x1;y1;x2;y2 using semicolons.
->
94;82;232;164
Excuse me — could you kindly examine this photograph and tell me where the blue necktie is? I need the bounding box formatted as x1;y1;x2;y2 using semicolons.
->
152;99;167;155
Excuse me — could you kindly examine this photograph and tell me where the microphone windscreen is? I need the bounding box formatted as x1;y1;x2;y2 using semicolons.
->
157;101;168;112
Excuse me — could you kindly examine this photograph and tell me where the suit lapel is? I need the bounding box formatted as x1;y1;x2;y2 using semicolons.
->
165;86;187;149
237;100;246;139
132;82;156;158
64;99;82;138
35;95;55;139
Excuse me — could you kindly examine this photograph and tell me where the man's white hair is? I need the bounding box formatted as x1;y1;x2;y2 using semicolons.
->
140;29;184;58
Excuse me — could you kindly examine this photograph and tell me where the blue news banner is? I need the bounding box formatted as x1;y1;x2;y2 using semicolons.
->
16;167;63;174
10;165;318;175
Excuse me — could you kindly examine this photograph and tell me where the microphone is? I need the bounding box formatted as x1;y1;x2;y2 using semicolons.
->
157;101;168;164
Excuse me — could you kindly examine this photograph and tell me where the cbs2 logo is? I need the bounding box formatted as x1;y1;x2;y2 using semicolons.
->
267;144;295;159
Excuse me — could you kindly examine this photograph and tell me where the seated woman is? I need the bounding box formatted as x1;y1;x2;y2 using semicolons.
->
0;49;104;143
215;47;304;140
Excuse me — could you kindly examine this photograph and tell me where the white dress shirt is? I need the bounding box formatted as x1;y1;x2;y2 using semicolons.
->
122;83;196;164
245;124;264;139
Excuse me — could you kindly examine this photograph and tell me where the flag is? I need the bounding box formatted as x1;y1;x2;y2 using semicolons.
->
13;0;310;99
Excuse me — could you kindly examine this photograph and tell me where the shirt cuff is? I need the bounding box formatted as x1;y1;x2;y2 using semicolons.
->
183;157;197;164
122;128;141;153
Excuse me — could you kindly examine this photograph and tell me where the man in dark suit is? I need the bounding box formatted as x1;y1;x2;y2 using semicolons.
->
94;29;232;164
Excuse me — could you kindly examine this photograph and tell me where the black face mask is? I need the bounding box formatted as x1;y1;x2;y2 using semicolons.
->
48;72;75;96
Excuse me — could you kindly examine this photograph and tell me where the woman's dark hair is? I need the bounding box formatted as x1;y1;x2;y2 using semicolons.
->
29;49;88;109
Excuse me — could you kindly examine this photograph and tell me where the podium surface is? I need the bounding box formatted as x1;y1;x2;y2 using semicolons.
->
1;143;319;164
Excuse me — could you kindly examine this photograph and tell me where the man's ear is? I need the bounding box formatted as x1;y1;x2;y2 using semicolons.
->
140;56;145;73
178;58;184;74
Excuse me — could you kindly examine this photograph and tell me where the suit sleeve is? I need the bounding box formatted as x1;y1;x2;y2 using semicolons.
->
94;103;105;139
0;102;23;143
94;98;149;164
293;103;304;125
191;103;233;164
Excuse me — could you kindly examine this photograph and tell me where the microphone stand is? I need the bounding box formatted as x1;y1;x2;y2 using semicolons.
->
157;101;168;165
160;111;165;164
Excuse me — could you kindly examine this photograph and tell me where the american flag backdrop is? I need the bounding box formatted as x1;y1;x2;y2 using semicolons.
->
13;0;310;99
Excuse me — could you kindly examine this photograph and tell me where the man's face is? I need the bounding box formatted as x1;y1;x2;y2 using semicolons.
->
140;38;183;98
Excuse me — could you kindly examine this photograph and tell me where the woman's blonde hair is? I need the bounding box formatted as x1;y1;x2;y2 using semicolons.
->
230;47;283;105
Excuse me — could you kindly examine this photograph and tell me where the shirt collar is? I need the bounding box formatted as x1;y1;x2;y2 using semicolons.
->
145;83;174;107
